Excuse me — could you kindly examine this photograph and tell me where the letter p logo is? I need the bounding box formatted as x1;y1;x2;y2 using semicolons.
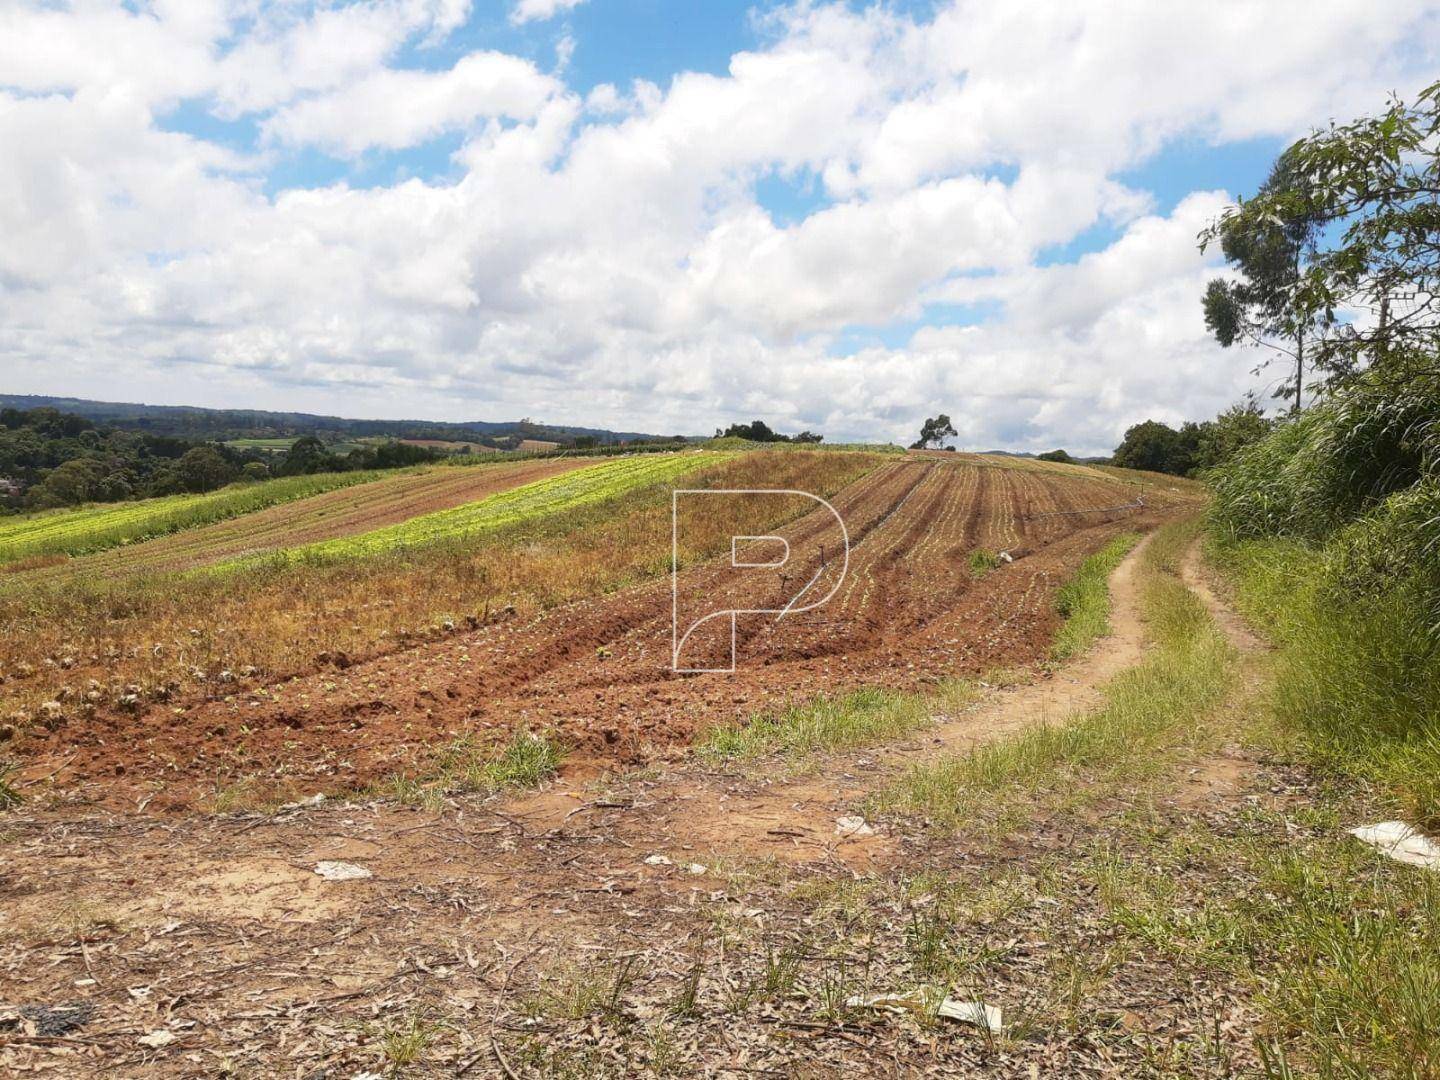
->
671;489;850;673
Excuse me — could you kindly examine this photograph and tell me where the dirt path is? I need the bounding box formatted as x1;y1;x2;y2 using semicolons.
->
502;532;1160;868
1181;539;1265;652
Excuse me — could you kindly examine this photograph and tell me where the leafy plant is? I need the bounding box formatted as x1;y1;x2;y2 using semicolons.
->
0;469;386;565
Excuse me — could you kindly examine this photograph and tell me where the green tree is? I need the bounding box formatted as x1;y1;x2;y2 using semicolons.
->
1112;420;1201;476
1194;399;1273;471
241;461;271;482
1037;449;1074;464
913;414;957;450
1202;146;1328;413
278;436;336;475
27;458;108;507
717;421;788;442
174;445;238;493
1203;80;1440;400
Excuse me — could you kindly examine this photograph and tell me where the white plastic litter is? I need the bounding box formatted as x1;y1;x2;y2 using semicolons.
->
1348;821;1440;870
280;793;326;811
846;989;1003;1032
313;861;373;881
643;854;673;866
835;815;876;838
138;1030;176;1048
686;863;708;875
937;998;1005;1031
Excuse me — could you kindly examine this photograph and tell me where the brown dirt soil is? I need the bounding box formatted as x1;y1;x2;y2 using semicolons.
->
15;459;1190;810
6;459;595;582
0;519;1268;1078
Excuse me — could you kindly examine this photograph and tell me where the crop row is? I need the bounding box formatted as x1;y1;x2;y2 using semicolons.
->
0;470;397;565
218;451;734;569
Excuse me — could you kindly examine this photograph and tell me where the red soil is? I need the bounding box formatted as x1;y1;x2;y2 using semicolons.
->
21;458;1186;809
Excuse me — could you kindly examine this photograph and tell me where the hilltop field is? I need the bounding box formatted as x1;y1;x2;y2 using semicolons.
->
0;445;1197;810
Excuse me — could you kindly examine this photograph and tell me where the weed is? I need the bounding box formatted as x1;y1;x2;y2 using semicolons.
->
760;942;804;1002
375;1010;437;1068
643;1023;686;1075
669;952;705;1019
968;548;1001;575
811;959;861;1023
528;955;641;1024
699;680;974;763
904;906;954;982
0;758;21;809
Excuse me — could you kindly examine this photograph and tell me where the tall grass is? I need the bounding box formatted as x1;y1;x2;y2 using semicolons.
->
1205;367;1440;826
1216;538;1440;829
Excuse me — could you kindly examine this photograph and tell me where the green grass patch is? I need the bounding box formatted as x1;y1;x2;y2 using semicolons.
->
1215;537;1440;829
383;729;564;807
1050;533;1141;661
223;437;300;452
0;759;21;809
0;470;391;565
1080;799;1440;1080
697;682;976;763
874;521;1232;829
967;549;1001;576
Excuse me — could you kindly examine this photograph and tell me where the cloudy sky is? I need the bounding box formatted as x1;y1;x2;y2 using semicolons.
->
2;1;1438;451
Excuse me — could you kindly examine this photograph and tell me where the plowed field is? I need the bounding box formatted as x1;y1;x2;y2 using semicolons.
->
5;458;594;580
20;455;1196;808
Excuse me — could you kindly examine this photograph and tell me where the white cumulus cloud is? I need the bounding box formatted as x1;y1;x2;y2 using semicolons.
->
510;0;588;26
1;0;1439;452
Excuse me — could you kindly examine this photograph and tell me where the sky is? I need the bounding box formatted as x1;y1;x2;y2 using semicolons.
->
2;2;1438;453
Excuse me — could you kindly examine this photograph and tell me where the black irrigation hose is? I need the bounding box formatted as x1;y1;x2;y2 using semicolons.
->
1023;497;1145;521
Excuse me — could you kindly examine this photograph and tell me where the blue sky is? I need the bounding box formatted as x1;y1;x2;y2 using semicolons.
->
4;1;1437;450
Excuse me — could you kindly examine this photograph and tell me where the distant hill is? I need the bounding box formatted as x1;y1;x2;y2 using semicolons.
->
0;395;677;447
980;448;1110;464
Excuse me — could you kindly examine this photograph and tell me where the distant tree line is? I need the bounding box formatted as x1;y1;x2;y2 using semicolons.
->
714;420;823;443
0;408;444;511
0;396;664;447
1109;401;1275;477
